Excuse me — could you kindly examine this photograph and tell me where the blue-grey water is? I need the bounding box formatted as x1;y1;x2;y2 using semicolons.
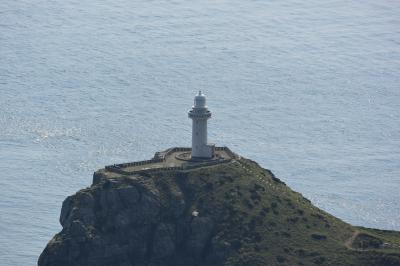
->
1;0;400;265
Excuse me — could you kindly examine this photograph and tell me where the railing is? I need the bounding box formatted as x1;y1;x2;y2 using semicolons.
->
105;166;184;176
215;146;237;159
105;158;164;170
183;158;232;170
105;146;236;175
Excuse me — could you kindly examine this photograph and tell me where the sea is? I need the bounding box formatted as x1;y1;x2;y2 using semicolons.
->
0;0;399;265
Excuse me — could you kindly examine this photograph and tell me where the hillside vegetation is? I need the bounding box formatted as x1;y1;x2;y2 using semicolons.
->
39;157;400;266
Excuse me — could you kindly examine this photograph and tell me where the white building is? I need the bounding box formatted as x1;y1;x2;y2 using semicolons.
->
188;91;215;159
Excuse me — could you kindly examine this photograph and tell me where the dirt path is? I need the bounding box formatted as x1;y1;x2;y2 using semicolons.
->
345;230;360;249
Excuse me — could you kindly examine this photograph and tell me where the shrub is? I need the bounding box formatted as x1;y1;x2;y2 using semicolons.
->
269;221;277;227
254;184;265;191
231;239;242;250
262;207;270;213
287;217;300;224
296;249;305;257
283;247;290;254
313;256;326;264
276;255;286;263
254;232;262;242
311;234;327;240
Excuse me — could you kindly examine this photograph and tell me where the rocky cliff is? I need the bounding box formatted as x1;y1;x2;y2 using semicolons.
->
39;155;400;266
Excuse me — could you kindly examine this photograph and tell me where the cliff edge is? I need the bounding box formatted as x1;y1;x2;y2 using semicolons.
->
39;153;400;266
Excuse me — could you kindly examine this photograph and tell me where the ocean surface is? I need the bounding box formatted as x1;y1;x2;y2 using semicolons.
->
1;0;399;264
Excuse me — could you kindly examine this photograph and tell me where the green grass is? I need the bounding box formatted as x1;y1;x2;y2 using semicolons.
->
147;157;400;265
87;155;400;266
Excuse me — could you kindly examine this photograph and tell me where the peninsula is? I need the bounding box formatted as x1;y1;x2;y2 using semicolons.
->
39;93;400;266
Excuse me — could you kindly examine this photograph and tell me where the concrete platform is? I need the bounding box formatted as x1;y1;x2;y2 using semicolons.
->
104;147;236;175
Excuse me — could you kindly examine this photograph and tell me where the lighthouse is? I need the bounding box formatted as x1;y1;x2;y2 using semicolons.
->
188;91;215;159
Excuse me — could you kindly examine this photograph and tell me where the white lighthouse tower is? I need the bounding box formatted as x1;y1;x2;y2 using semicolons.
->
188;91;215;159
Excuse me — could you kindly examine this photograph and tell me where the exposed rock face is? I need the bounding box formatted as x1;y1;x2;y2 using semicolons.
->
39;174;219;266
39;157;400;266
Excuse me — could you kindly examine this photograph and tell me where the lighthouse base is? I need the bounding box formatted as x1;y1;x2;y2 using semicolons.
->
191;143;215;159
175;148;225;162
